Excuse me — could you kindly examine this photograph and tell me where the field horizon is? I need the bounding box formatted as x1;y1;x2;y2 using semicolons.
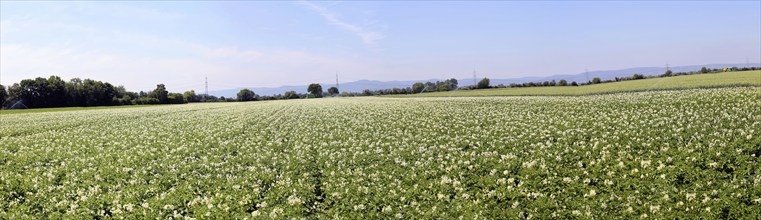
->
395;70;761;97
3;70;759;115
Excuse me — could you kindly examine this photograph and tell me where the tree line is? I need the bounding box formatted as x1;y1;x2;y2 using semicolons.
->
324;66;759;96
1;66;757;108
0;76;345;109
0;76;192;109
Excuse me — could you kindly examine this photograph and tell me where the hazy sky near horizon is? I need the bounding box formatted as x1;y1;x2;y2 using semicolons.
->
1;1;759;92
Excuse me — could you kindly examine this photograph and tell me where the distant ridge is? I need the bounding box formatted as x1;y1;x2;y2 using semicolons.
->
210;63;759;96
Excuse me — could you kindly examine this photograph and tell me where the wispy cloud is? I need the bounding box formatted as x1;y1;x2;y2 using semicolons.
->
297;1;384;49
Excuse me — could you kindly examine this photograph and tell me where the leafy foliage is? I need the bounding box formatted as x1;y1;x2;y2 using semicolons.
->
184;90;201;102
0;84;7;107
477;77;490;89
284;91;300;99
327;87;339;96
412;82;425;93
237;89;256;102
167;93;188;104
150;84;169;104
307;84;323;98
558;80;568;86
2;76;192;109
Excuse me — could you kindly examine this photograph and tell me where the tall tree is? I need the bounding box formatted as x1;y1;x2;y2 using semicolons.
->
150;84;169;104
700;67;709;73
46;76;67;107
327;87;339;95
0;84;7;107
284;91;299;99
558;80;568;86
65;78;84;106
237;89;255;101
7;77;55;108
412;82;425;93
477;78;490;89
184;90;200;102
447;78;458;91
436;82;449;92
168;93;188;104
307;83;323;98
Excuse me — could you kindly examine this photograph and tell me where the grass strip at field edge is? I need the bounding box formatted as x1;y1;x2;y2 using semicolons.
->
0;104;157;115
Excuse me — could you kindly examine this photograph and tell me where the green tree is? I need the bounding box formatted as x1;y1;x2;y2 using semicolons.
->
477;78;490;89
237;89;255;101
7;77;64;108
558;80;568;86
592;77;601;84
412;82;425;93
446;78;458;91
184;90;200;102
700;67;709;73
437;82;450;92
46;76;67;107
167;93;188;104
327;87;339;95
0;84;6;107
362;89;373;96
307;83;323;97
662;70;672;77
284;91;300;99
65;78;85;106
571;81;578;86
150;84;169;104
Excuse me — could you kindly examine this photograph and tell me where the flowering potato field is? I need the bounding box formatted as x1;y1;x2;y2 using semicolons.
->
1;87;760;219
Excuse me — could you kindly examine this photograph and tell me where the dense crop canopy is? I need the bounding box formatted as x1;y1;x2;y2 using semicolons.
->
1;88;760;218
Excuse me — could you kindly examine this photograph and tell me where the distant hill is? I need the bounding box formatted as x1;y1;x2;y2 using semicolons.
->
210;63;758;96
209;79;437;97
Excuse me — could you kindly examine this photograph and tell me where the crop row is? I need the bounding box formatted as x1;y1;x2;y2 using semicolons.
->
1;87;759;218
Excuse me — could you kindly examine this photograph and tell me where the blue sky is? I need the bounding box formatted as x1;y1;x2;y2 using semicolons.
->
1;1;759;92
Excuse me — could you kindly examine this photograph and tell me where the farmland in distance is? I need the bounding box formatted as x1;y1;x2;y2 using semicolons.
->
398;70;761;97
1;87;760;218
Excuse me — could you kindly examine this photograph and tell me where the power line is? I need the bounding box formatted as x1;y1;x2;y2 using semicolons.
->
210;79;329;87
585;68;589;83
205;75;209;96
473;70;477;86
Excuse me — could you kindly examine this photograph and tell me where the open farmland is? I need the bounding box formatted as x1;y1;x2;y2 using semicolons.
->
400;70;761;97
1;87;760;218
